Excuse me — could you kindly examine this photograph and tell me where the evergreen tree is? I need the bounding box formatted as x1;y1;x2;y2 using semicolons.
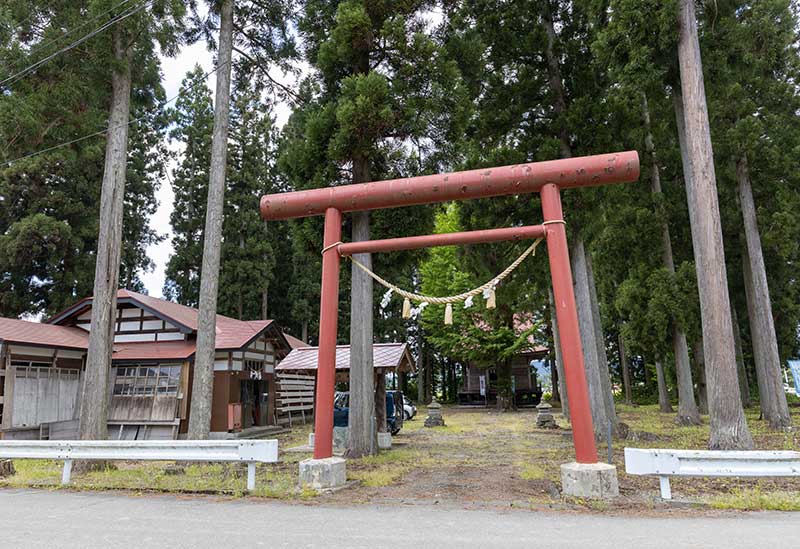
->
163;66;215;306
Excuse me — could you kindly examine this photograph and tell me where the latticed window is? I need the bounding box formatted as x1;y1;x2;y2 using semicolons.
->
113;365;181;396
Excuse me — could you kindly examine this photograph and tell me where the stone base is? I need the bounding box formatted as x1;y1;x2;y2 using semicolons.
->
299;457;346;490
560;462;619;499
308;428;349;455
377;432;392;450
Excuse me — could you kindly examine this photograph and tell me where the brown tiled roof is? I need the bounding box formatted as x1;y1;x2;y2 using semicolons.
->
276;343;414;373
0;317;88;350
283;332;308;349
111;340;196;361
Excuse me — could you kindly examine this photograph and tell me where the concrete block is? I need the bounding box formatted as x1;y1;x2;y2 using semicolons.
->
333;427;349;454
560;462;619;499
299;457;346;490
308;429;348;455
377;432;392;450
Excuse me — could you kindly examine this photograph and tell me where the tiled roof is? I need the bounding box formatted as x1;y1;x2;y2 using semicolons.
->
111;340;196;361
283;332;308;349
276;343;414;373
0;317;89;350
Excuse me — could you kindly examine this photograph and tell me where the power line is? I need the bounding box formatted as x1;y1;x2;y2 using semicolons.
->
3;62;227;168
5;0;137;71
1;0;151;89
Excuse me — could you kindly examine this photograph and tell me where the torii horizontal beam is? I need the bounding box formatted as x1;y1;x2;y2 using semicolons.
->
337;225;546;256
260;151;639;221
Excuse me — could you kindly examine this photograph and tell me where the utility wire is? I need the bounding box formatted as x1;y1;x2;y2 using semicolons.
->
3;62;228;168
4;0;137;72
1;0;151;88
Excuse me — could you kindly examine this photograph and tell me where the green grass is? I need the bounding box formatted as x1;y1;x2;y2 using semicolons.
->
710;487;800;511
1;459;311;499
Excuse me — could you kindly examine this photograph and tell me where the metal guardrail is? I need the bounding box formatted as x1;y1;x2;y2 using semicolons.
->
0;439;279;491
624;447;800;499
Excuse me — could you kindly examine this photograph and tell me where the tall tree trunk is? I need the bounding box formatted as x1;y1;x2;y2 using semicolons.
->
676;0;752;449
571;238;609;438
549;288;569;419
586;248;618;431
693;339;709;415
618;331;633;406
655;360;674;413
79;26;132;441
642;92;700;425
737;156;790;429
731;306;751;408
187;0;234;439
416;338;425;404
261;287;268;320
301;319;308;344
425;349;433;404
347;206;376;457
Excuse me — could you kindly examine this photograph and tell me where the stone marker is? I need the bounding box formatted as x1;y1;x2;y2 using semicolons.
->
536;401;558;429
424;400;445;427
309;427;349;455
377;432;392;450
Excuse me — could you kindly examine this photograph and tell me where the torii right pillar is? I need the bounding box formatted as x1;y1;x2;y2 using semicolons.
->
541;183;619;499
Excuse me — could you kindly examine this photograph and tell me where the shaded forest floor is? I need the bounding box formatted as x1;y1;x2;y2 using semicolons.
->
2;404;799;512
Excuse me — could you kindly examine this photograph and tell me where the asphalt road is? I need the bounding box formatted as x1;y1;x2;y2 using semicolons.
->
0;489;797;548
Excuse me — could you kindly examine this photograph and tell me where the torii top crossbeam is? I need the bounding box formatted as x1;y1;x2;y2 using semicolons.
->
260;151;640;464
260;152;639;220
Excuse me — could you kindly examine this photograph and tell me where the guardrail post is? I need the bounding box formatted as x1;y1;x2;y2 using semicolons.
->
247;462;256;491
61;459;73;485
659;476;671;500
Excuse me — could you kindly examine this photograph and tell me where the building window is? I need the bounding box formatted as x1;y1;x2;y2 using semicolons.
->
11;360;52;368
113;365;181;396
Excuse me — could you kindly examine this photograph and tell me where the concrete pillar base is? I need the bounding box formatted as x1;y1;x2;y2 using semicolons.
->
299;457;346;490
308;429;348;454
560;462;619;499
377;432;392;450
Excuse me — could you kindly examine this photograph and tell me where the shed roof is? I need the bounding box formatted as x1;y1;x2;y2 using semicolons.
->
0;317;89;350
276;343;414;373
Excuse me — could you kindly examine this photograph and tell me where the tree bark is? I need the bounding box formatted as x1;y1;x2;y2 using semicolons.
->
79;25;132;441
549;288;569;420
642;92;700;425
586;247;618;431
347;208;376;457
416;338;425;404
693;338;709;415
618;331;633;406
730;305;752;408
571;238;609;438
187;0;234;439
737;156;791;429
676;0;752;449
655;360;674;413
301;319;308;344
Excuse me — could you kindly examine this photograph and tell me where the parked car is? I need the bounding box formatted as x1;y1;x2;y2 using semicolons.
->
403;396;417;420
333;390;405;435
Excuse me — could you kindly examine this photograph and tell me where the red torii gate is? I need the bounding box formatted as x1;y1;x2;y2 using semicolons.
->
261;151;640;465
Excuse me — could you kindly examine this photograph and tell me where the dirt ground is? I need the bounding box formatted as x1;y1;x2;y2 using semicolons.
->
3;404;799;512
313;404;800;511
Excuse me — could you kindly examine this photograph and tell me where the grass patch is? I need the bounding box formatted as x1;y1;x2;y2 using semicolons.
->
710;488;800;511
1;459;309;499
